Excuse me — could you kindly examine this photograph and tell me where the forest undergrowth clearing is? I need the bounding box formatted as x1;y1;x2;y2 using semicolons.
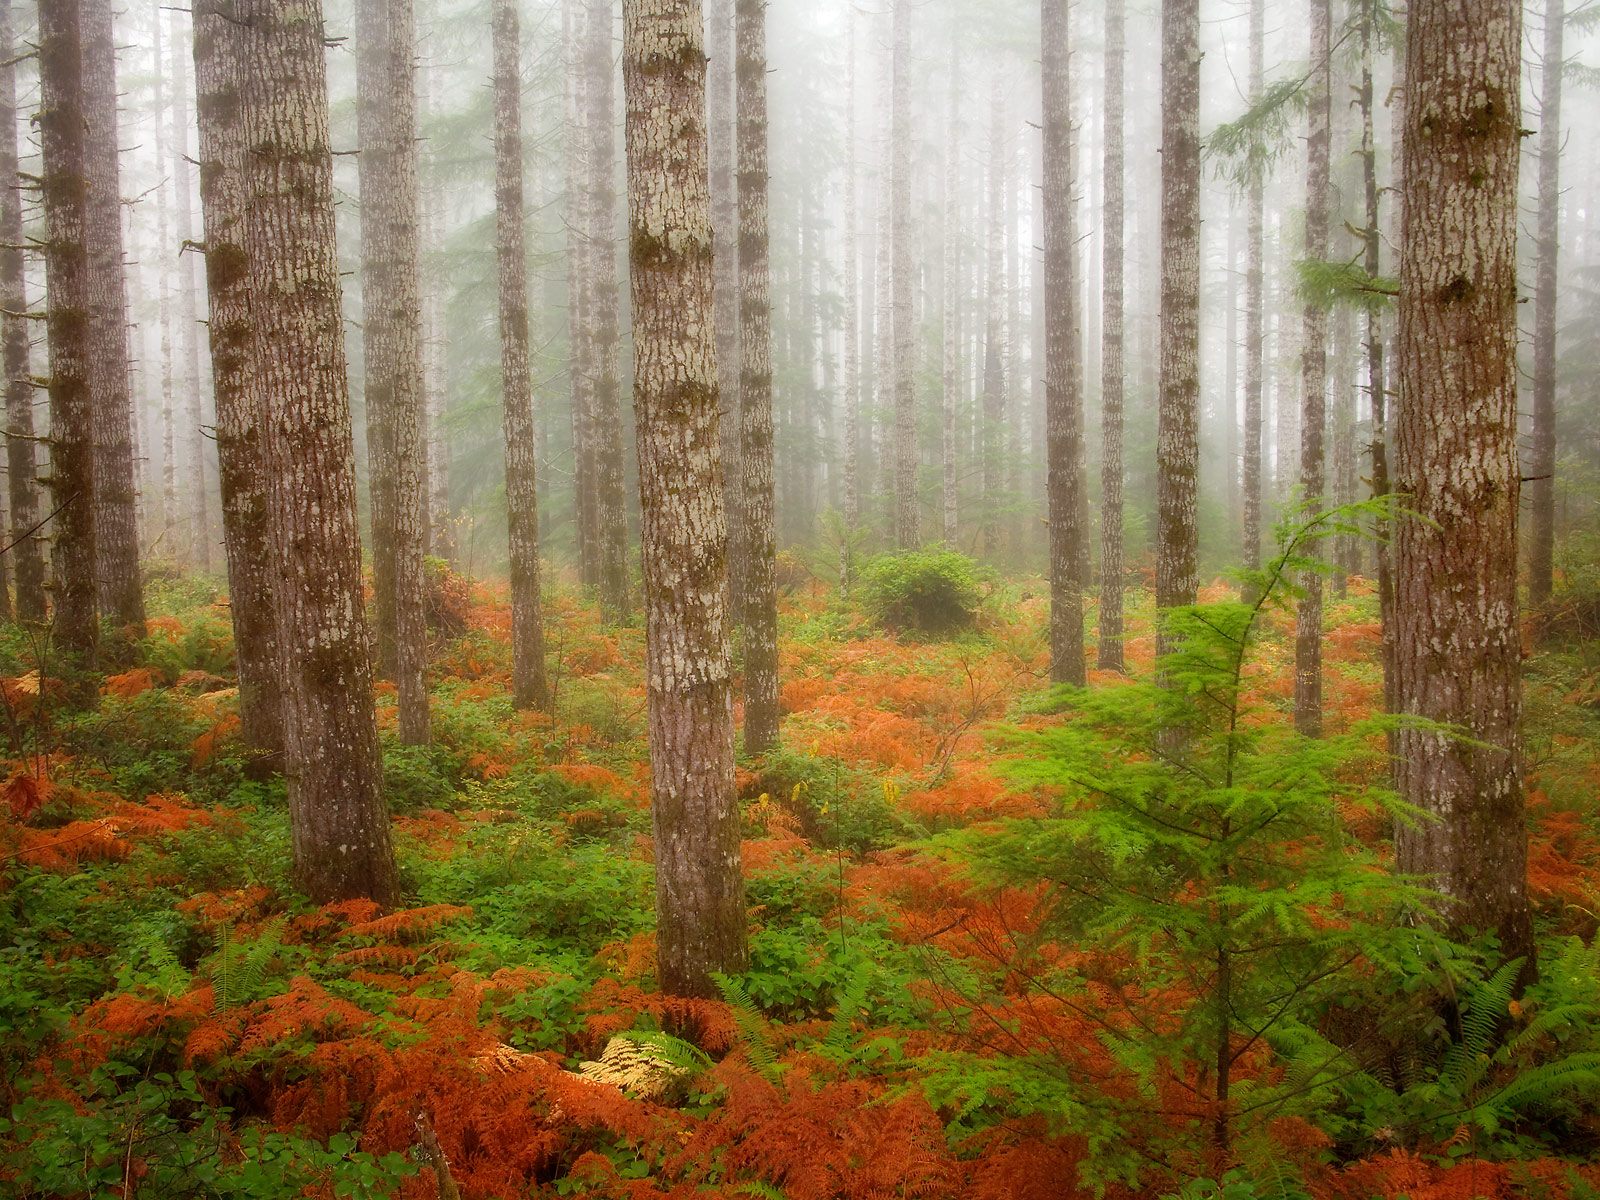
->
1;569;1598;1199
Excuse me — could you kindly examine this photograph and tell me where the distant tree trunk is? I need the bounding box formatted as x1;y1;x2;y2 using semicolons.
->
1359;0;1394;725
584;0;631;622
981;79;1005;561
81;1;143;633
622;0;747;998
889;0;916;549
193;0;285;758
153;7;179;561
0;0;44;624
941;42;960;547
840;12;859;547
1097;0;1126;672
1155;0;1201;647
357;0;430;745
1043;0;1084;686
707;0;741;599
242;0;397;907
38;0;99;668
1294;0;1331;736
564;0;596;586
735;0;778;755
1241;0;1264;579
1393;0;1533;975
490;0;551;710
421;57;453;564
1528;0;1563;608
169;11;210;572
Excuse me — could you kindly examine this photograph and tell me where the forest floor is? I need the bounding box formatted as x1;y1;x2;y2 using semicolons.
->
2;563;1599;1199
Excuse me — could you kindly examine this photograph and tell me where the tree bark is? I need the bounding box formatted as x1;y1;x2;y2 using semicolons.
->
707;0;741;602
981;79;1005;562
889;0;916;549
1528;0;1562;608
1393;0;1533;975
491;0;551;711
242;0;398;907
421;54;453;564
1155;0;1201;647
840;12;859;548
1294;0;1331;736
941;42;960;548
357;0;430;745
1241;0;1264;580
193;0;285;758
735;0;778;755
622;0;747;998
1097;0;1126;672
153;6;179;562
1044;0;1084;686
38;0;99;669
0;0;44;624
81;0;143;633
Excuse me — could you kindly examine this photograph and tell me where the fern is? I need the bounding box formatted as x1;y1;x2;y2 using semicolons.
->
820;965;871;1060
714;973;784;1087
117;921;193;1000
210;916;286;1013
735;1182;790;1200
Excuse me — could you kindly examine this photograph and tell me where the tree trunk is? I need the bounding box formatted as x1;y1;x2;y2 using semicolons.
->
1097;0;1126;672
242;0;397;907
564;0;597;587
707;0;741;602
153;6;179;563
193;0;285;759
357;0;430;744
1528;0;1563;608
622;0;747;998
1155;0;1201;646
941;42;960;547
1294;0;1331;736
735;0;778;755
421;55;453;564
1044;0;1084;686
1241;0;1264;579
81;0;143;633
0;0;44;624
889;0;916;549
1393;0;1533;976
981;79;1005;561
169;10;211;573
38;0;98;669
584;0;631;622
491;0;551;711
840;12;859;549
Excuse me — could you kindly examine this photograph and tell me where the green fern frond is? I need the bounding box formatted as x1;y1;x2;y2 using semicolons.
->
822;966;872;1059
212;916;287;1014
714;973;784;1087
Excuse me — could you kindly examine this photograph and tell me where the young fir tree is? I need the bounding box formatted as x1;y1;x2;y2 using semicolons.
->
193;0;286;758
736;0;779;756
1393;0;1534;976
0;0;44;625
491;0;551;712
38;0;99;670
241;0;398;906
622;0;748;998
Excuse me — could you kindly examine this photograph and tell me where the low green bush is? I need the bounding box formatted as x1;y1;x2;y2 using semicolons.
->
858;549;987;638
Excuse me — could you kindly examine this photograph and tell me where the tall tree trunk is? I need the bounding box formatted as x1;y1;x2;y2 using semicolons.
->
1528;0;1563;607
357;0;430;744
564;0;597;586
1097;0;1126;672
941;43;960;548
153;5;179;562
889;0;916;548
492;0;551;711
1360;0;1395;729
421;54;453;564
0;0;44;624
81;0;143;633
193;0;285;759
707;0;741;602
981;79;1005;561
1295;0;1331;736
1155;0;1201;646
38;0;98;669
243;0;397;907
170;10;210;572
1044;0;1084;686
735;0;778;755
840;11;859;551
622;0;747;998
1242;0;1265;579
1393;0;1533;976
585;0;631;622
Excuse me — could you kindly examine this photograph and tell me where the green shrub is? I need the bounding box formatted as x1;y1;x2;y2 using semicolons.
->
858;549;987;637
